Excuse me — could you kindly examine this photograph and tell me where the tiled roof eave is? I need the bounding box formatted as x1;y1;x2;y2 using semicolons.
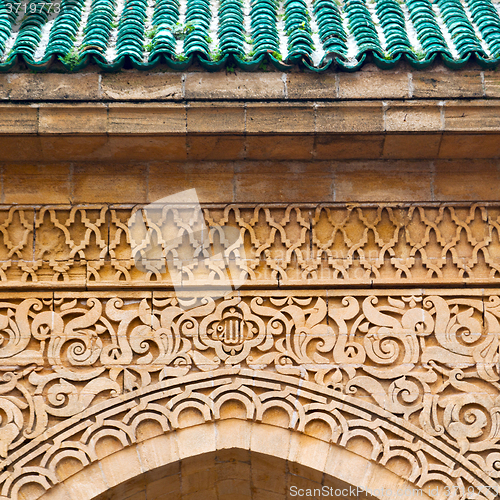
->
1;0;500;72
1;49;498;73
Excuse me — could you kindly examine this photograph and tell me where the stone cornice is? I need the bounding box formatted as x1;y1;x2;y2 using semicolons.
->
0;99;500;161
0;70;498;102
9;100;498;135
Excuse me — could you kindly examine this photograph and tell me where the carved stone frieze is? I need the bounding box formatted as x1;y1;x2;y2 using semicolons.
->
0;203;500;288
0;369;497;500
0;290;499;499
1;201;499;500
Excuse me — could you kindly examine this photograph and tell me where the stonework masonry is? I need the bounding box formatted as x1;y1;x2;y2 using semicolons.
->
0;203;500;288
0;67;500;500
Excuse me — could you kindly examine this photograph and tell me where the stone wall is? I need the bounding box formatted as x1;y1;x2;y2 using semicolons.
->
0;68;499;500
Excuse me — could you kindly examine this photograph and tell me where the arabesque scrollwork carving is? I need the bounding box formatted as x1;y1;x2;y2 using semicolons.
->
0;291;498;499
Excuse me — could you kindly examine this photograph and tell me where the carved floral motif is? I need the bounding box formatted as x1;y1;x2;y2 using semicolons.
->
0;292;498;497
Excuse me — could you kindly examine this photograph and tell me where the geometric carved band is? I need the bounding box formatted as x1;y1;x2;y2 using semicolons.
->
0;289;499;500
2;203;500;288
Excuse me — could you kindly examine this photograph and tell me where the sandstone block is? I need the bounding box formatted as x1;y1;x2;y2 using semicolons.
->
73;163;148;203
334;160;432;202
38;105;107;134
412;71;483;98
339;71;409;99
4;73;100;100
185;72;284;99
35;485;73;500
146;474;181;500
323;445;372;489
385;103;442;132
286;73;337;99
104;135;188;161
187;102;245;133
234;161;333;202
251;468;287;495
287;460;323;483
438;133;500;159
484;71;500;98
39;136;108;162
101;72;183;100
285;475;323;496
0;136;44;161
182;466;216;494
246;103;314;134
252;490;284;500
176;423;217;459
3;163;71;204
288;433;330;473
316;103;383;133
186;135;245;161
433;159;500;200
215;419;252;451
108;104;186;134
382;134;442;159
63;463;108;500
99;447;144;488
184;491;218;500
0;105;37;133
250;423;290;461
137;435;180;472
314;134;384;160
149;161;234;203
216;461;251;482
245;135;314;160
444;102;500;132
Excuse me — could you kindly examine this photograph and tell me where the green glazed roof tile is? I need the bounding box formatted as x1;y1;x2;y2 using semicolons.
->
376;0;412;56
284;0;314;60
148;0;178;60
345;0;382;56
1;0;500;71
437;0;484;57
467;0;500;58
314;0;347;59
407;0;451;60
80;0;116;57
219;0;245;56
183;0;212;57
251;0;279;57
46;0;85;59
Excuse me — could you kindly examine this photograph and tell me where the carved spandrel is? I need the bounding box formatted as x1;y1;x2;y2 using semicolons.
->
0;292;497;479
0;369;497;500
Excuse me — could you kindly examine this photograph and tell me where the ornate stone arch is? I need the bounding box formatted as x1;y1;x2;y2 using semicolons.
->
0;369;494;500
35;421;430;500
